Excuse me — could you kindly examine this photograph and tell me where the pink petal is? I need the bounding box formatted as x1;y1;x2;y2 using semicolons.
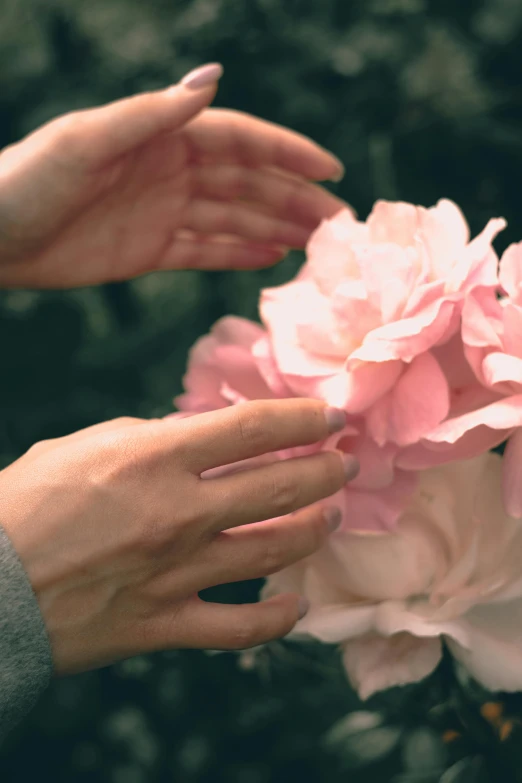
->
340;434;398;491
420;199;470;280
397;424;510;470
210;316;266;348
306;208;365;296
448;217;505;293
351;242;418;322
482;352;522;388
367;200;419;246
366;352;450;447
501;300;522;360
499;242;522;302
427;395;522;444
461;293;503;350
338;469;418;532
350;298;457;364
338;360;403;414
342;632;442;700
260;281;345;377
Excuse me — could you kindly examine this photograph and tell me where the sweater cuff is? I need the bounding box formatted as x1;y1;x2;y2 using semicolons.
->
0;524;53;739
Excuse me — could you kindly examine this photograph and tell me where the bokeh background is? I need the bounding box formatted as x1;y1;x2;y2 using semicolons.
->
1;0;522;780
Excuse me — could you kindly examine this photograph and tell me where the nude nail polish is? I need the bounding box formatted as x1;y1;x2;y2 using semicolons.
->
324;506;342;533
180;63;224;90
324;407;347;434
342;454;360;481
297;597;310;619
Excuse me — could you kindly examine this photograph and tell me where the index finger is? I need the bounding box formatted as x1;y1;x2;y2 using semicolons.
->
166;399;347;474
183;108;345;183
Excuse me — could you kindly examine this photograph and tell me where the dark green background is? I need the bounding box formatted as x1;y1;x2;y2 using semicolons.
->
1;0;522;780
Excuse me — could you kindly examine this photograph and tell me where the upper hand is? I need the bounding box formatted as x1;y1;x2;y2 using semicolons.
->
0;63;346;289
0;399;358;674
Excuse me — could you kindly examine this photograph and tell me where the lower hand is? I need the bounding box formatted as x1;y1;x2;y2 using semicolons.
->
0;63;346;289
0;399;358;674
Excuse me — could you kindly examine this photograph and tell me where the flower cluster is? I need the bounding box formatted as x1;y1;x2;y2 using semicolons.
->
176;199;522;699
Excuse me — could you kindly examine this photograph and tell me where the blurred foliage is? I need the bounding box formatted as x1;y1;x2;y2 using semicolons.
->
1;0;522;780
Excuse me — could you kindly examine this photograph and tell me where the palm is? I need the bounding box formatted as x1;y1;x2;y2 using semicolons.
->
0;100;345;289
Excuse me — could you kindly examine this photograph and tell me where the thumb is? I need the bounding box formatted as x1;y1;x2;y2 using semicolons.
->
65;63;223;162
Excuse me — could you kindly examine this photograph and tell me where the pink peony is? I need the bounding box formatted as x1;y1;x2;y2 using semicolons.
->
419;243;522;516
262;453;522;700
175;316;417;531
260;201;505;448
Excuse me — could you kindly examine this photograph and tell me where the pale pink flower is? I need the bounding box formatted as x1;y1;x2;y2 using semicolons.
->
260;201;505;447
263;453;522;700
175;316;417;531
419;243;522;516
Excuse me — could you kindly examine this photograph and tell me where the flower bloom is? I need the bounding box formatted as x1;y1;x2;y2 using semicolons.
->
419;243;522;516
175;316;416;531
260;200;505;448
262;453;522;700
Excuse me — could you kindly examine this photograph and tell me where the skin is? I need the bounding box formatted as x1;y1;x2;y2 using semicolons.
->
0;401;357;675
0;67;356;674
0;71;346;289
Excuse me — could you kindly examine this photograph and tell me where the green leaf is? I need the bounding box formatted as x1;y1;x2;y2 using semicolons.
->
326;712;401;766
439;757;484;783
403;727;446;772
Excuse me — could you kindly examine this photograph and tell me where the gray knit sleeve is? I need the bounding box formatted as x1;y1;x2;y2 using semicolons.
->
0;524;53;742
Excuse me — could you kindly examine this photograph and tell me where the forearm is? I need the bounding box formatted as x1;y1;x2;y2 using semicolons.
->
0;524;53;743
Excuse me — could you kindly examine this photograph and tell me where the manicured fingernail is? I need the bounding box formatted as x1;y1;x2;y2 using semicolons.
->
180;63;223;90
297;597;310;619
342;454;360;481
324;406;347;433
324;506;342;533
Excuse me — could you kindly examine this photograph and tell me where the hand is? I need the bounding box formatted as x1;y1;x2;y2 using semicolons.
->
0;63;346;289
0;400;358;674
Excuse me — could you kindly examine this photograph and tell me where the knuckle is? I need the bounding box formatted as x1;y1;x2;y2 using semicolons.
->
25;439;55;458
267;472;300;515
227;620;262;651
109;416;143;428
235;401;275;451
51;112;84;150
137;513;170;554
260;537;288;575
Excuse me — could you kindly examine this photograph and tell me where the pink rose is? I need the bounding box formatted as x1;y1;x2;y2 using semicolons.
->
260;201;505;447
263;453;522;700
175;316;417;531
419;243;522;516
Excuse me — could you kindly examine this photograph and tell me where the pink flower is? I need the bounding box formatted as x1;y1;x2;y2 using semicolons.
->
175;316;417;531
260;201;505;447
263;453;522;700
419;243;522;516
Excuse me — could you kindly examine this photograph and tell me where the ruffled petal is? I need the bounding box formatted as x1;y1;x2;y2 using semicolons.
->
342;632;442;700
366;352;450;447
448;600;522;692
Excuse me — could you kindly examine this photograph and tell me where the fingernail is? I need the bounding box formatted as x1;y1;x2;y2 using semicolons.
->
329;169;345;183
342;453;360;481
324;406;347;433
297;596;310;619
324;506;342;533
180;62;224;90
329;158;345;183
